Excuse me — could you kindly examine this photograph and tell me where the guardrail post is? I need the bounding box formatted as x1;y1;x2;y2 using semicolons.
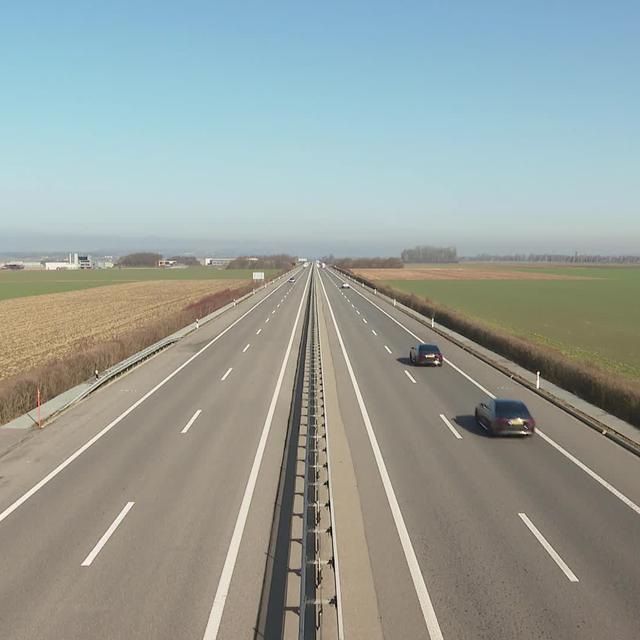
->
536;371;541;389
431;316;435;328
393;299;396;307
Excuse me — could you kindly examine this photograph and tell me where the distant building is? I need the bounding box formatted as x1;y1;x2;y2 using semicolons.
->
45;261;74;271
44;252;93;270
204;257;233;268
158;259;178;267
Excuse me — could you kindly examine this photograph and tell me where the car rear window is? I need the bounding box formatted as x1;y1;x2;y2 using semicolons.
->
419;344;440;354
495;401;531;418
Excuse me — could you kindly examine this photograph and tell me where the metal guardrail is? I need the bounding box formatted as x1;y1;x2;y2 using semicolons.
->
2;268;299;431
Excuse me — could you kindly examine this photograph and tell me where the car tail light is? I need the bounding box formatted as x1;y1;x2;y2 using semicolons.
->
528;419;536;429
497;418;510;427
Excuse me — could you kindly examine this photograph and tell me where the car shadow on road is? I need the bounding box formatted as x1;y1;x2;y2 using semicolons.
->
396;356;413;366
454;414;492;438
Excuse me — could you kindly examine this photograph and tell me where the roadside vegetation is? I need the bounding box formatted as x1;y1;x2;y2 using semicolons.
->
340;264;640;427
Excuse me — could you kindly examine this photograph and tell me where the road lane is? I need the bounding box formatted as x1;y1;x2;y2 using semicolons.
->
0;268;311;639
318;267;640;639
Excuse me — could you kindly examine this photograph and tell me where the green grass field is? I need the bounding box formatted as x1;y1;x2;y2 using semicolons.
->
0;268;279;301
384;266;640;380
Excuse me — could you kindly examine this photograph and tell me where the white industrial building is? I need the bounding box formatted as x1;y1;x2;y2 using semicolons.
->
44;253;93;270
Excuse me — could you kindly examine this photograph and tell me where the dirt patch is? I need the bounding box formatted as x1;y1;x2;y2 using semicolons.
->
353;268;595;281
0;279;246;381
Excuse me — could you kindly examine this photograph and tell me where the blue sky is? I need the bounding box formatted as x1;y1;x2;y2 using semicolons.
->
1;1;639;254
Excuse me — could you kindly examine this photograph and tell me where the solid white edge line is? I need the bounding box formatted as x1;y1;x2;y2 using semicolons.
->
518;512;579;582
221;367;233;381
328;268;640;516
81;501;135;567
0;275;293;526
439;414;462;440
242;344;250;353
202;265;312;640
181;409;202;434
384;345;392;354
404;370;417;384
536;430;640;515
317;282;345;640
318;271;444;640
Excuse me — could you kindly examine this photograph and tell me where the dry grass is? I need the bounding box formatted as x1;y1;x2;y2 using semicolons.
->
0;279;245;382
353;267;594;281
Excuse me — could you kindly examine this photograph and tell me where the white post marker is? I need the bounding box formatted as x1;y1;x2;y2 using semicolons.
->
393;299;396;307
536;371;541;389
181;409;202;434
431;317;434;329
81;502;135;567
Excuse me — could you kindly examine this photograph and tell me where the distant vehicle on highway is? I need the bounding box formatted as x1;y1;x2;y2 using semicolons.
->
475;399;535;436
288;277;296;283
409;343;443;366
340;283;350;289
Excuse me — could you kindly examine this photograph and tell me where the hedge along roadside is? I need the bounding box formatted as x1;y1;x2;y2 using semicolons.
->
0;269;290;426
335;267;640;432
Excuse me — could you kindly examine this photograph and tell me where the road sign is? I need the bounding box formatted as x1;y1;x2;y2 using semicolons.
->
252;272;265;281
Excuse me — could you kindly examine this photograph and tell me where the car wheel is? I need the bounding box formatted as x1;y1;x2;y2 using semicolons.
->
409;352;414;363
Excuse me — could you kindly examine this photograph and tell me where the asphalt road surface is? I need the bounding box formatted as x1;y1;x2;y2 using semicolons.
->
0;264;638;639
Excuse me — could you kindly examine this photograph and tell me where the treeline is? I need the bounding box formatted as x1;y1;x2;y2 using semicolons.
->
327;256;403;269
117;252;162;267
401;245;458;263
226;254;297;269
464;254;640;264
337;267;640;428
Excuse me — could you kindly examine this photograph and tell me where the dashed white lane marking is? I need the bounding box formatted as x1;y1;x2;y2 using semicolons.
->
277;304;280;308
265;318;270;323
81;502;135;567
536;430;640;515
272;309;276;314
356;309;360;315
0;274;290;527
439;414;462;439
371;329;377;336
256;328;262;335
518;513;579;582
318;273;444;640
384;345;392;354
328;268;640;518
221;367;233;381
351;303;355;308
202;267;312;640
181;409;202;434
242;344;250;353
363;318;368;324
404;370;417;384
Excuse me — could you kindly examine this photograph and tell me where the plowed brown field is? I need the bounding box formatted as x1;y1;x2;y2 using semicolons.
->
353;267;594;281
0;279;245;381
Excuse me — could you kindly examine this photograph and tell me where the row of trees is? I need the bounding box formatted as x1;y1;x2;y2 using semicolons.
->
401;245;458;263
464;254;640;263
328;256;403;269
226;254;297;269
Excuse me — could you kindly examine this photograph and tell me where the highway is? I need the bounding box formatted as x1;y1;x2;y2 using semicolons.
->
317;266;640;640
0;263;638;639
